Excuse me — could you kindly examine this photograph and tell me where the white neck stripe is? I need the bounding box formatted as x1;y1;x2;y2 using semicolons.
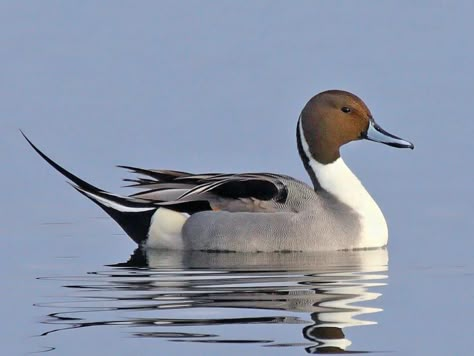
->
298;118;388;248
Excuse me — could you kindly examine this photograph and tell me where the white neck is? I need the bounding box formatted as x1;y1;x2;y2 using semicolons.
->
298;119;388;248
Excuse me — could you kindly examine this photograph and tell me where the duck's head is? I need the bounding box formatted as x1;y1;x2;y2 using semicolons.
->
298;90;414;164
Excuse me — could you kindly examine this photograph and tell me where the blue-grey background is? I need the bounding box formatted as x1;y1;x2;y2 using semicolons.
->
1;1;473;355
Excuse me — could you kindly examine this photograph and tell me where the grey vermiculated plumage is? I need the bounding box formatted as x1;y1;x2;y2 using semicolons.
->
121;166;361;251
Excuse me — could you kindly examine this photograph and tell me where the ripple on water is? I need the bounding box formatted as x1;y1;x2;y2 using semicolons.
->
35;248;388;353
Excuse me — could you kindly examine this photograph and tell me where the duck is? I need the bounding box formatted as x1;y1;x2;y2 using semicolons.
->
23;90;413;252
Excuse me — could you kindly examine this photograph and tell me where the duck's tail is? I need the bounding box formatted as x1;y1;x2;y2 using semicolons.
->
21;131;157;244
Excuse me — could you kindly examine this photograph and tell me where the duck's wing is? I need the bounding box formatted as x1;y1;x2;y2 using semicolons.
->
119;166;289;211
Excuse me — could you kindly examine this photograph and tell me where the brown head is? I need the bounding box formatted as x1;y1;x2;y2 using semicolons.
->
297;90;414;165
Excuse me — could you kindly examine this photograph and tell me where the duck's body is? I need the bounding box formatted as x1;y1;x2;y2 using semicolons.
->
24;90;413;252
178;172;374;252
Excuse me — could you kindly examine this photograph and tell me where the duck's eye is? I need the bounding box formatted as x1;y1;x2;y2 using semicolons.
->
341;107;351;113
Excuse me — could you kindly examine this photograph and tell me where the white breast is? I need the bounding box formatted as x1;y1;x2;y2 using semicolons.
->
311;158;388;248
298;120;388;248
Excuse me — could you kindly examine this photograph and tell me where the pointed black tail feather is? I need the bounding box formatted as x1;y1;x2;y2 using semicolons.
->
21;130;105;194
22;131;214;245
22;131;157;244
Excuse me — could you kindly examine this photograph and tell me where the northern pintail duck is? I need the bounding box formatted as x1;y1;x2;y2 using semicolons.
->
24;90;413;252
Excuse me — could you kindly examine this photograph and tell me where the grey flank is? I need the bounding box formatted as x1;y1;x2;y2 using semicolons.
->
183;177;361;252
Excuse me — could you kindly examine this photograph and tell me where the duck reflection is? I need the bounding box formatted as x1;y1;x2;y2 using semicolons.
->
39;248;388;353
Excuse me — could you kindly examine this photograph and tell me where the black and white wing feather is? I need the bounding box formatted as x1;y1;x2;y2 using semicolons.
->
119;166;289;207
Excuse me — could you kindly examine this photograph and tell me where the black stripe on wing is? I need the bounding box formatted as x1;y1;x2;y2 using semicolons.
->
175;175;288;203
211;178;288;202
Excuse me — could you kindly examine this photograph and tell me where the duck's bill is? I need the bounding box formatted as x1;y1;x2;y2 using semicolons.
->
363;118;414;149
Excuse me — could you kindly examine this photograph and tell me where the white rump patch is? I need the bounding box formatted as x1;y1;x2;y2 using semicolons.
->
146;208;188;249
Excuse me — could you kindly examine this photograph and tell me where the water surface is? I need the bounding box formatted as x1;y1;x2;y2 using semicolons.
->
34;248;388;354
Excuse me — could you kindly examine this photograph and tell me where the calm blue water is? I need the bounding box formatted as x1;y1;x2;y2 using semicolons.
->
2;1;474;355
34;247;389;354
